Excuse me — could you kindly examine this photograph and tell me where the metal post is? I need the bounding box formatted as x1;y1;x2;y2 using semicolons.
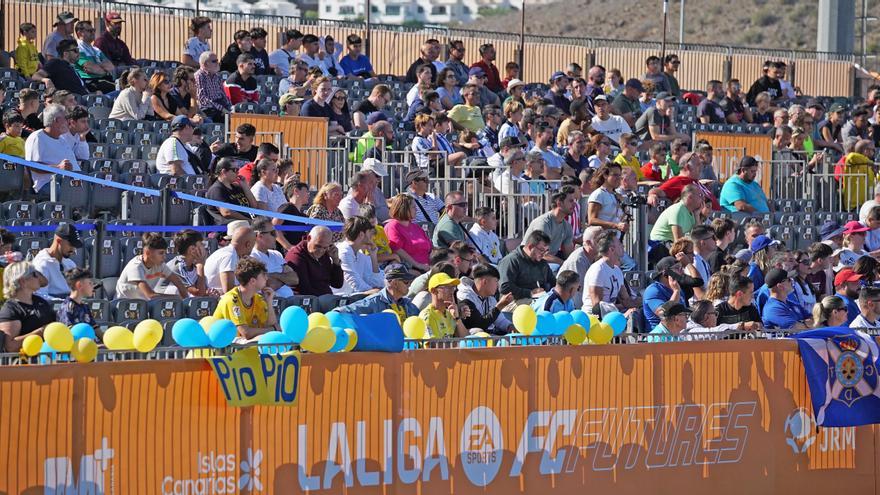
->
862;0;868;67
365;0;372;58
196;0;201;17
160;187;170;226
93;221;105;279
518;0;525;75
660;0;669;62
636;204;648;271
679;0;685;46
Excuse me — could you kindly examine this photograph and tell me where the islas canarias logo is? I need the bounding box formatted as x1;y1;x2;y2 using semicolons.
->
161;448;263;494
460;406;504;487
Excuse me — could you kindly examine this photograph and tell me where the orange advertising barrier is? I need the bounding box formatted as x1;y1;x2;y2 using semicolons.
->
1;340;877;494
228;114;329;185
694;131;774;196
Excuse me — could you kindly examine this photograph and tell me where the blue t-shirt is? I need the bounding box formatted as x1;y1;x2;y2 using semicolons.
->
720;176;770;213
836;293;860;325
762;297;803;329
643;281;686;329
531;289;574;314
747;263;764;290
339;54;374;78
754;285;810;319
647;323;682;343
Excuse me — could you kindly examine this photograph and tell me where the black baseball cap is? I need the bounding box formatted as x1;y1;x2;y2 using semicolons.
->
765;268;795;289
385;263;416;281
653;256;678;280
54;223;82;248
659;301;691;318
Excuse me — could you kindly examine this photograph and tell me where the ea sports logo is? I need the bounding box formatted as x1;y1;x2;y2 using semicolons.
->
784;407;817;454
460;406;503;486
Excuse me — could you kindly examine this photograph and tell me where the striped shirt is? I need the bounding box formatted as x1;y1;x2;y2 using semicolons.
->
195;68;231;113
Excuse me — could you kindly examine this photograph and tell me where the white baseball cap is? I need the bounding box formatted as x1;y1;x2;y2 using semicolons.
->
361;158;388;177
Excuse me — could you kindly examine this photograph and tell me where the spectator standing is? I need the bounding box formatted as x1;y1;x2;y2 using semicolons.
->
94;12;135;66
24;104;80;198
109;69;154;120
719;156;770;213
339;34;375;79
116;234;188;300
405;41;439;83
250;218;297;299
156;116;197;176
15;22;42;78
444;40;469;86
285;226;344;296
269;29;304;77
195;51;232;122
0;262;55;352
470;43;501;93
223;54;260;105
213;258;278;343
33;224;79;299
43;12;77;61
56;268;96;327
183;16;212;68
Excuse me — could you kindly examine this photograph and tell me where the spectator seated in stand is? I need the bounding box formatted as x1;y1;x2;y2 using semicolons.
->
0;261;55;353
285;226;344;296
213;257;279;343
532;269;580;313
116;233;188;300
336;264;419;324
56;268;96;327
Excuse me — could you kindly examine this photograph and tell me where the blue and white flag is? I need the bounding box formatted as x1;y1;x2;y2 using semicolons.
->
790;326;880;427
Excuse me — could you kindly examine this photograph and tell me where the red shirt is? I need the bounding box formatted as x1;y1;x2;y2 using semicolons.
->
659;176;720;210
238;161;255;184
640;160;663;181
471;60;501;93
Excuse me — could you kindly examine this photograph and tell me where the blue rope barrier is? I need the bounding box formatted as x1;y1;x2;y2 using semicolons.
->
0;153;343;230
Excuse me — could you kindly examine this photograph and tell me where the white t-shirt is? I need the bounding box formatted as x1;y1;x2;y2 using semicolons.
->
850;314;880;329
269;48;298;77
583;258;624;312
587;187;623;223
204;245;238;292
469;224;503;264
492;169;530;195
184;37;210;62
591;115;632;144
334;241;384;296
59;132;89;161
251;248;294;298
251;182;286;213
32;249;76;298
338;191;365;219
406;85;420;106
116;256;174;300
24;130;81;192
156;136;195;176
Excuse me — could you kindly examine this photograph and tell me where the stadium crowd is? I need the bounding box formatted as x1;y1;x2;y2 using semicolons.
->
2;11;880;351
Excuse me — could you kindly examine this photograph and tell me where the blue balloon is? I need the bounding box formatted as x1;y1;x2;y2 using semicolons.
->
258;331;293;354
403;340;421;350
70;322;97;341
554;312;574;336
38;341;69;364
329;327;349;352
603;311;629;336
326;312;347;328
172;318;210;348
280;306;308;343
535;311;555;336
208;319;237;348
571;310;590;330
458;335;487;348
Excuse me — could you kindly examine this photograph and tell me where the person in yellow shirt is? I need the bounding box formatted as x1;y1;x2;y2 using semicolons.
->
612;133;645;181
842;139;878;212
358;203;401;266
0;111;26;158
213;257;278;343
418;272;470;338
14;23;41;78
448;83;485;133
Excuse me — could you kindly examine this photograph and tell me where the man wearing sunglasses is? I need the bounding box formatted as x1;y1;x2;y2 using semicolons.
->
73;20;116;93
32;39;88;95
851;286;880;329
433;191;471;248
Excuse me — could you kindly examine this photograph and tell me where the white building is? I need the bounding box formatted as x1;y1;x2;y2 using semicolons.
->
317;0;515;24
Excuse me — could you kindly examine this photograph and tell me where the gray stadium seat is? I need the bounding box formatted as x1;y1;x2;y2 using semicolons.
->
183;175;210;193
0;159;24;194
15;237;48;259
105;130;129;145
119;237;143;266
120;160;150;175
51;176;90;213
316;294;342;313
88;143;109;159
2;200;36;220
107;219;141;238
148;298;183;321
111;145;139;161
90;159;119;174
111;299;147;320
90;173;123;213
84;237;121;278
37;202;70;221
121;191;161;225
287;295;316;313
184;297;218;319
84;299;111;324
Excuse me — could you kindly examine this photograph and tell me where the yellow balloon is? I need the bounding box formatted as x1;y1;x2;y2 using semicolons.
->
44;322;73;352
564;324;587;345
133;319;164;353
343;328;358;352
186;348;215;359
308;312;331;330
588;315;601;330
402;316;426;339
21;334;44;357
301;326;335;353
103;326;134;350
589;322;614;345
512;305;537;335
199;316;219;332
71;338;98;363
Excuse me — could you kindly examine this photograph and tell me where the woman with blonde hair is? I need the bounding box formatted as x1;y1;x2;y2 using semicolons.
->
306;182;345;242
705;271;730;305
812;295;849;328
384;194;432;272
0;261;55;352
